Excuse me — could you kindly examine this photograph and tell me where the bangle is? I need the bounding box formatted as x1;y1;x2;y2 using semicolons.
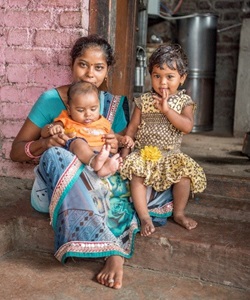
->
24;141;41;159
86;154;97;171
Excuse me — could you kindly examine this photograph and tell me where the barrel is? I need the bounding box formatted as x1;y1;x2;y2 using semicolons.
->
176;13;218;132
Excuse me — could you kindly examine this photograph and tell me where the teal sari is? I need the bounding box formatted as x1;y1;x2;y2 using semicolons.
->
31;91;173;262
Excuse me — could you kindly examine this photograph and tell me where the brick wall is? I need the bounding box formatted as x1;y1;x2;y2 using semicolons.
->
0;0;89;178
148;0;250;136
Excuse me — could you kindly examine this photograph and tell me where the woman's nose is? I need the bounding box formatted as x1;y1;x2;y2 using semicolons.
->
86;66;94;78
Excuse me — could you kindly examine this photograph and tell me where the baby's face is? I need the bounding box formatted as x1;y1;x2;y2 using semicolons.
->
67;91;100;124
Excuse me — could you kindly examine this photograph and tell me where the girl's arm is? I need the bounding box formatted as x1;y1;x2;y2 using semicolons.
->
10;118;68;162
154;89;194;133
125;106;141;138
164;105;194;133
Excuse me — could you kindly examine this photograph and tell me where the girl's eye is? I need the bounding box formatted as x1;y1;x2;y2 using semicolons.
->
77;109;84;112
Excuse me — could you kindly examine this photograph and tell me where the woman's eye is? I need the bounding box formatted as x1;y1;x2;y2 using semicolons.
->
95;66;104;71
79;62;87;68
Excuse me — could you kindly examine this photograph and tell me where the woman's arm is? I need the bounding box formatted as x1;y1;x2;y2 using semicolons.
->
10;118;68;162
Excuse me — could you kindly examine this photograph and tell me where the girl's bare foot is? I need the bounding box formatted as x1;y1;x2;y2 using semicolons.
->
174;214;198;230
91;144;111;171
97;153;123;177
140;216;155;236
96;256;124;289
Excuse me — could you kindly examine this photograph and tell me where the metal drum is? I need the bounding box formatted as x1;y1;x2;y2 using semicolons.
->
176;13;218;132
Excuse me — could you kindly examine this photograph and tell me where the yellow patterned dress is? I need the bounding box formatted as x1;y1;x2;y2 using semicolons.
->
120;90;206;193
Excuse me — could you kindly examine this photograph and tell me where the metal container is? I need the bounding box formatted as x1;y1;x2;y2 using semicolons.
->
176;13;218;132
242;132;250;158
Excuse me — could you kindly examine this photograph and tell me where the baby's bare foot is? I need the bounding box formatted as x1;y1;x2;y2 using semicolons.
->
174;214;198;230
91;144;111;171
96;256;124;289
97;153;123;177
140;216;155;237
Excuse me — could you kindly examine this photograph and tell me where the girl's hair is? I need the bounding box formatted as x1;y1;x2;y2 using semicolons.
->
148;44;188;76
70;34;115;67
67;81;99;104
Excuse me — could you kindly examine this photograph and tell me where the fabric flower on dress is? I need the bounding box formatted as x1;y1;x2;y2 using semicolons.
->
140;145;162;162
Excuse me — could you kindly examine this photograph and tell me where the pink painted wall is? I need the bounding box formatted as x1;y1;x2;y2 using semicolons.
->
0;0;89;179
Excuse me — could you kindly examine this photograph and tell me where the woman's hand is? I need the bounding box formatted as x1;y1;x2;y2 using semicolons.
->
42;133;69;149
102;133;119;154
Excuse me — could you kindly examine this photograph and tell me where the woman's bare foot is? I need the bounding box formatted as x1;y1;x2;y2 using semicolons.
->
140;216;155;237
91;144;111;171
97;153;123;177
174;214;198;230
96;256;124;289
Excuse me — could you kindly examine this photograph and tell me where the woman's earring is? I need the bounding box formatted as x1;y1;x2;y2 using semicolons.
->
100;76;108;91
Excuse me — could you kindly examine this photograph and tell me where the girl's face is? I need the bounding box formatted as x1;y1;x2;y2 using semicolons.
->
72;47;108;88
151;63;186;97
67;91;100;124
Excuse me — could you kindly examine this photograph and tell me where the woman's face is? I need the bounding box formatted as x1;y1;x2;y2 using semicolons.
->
72;47;108;88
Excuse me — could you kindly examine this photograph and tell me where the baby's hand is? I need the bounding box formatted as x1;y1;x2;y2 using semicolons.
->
120;135;134;148
50;124;64;136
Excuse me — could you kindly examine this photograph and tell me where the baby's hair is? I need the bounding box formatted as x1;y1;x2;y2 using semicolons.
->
148;44;188;76
67;81;99;104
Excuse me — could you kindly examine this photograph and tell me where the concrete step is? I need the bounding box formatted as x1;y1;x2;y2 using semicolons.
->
0;175;249;294
186;174;250;222
187;194;250;222
1;196;249;291
0;250;249;300
204;174;250;200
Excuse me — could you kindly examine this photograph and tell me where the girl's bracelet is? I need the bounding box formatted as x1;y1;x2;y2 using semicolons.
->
24;141;42;159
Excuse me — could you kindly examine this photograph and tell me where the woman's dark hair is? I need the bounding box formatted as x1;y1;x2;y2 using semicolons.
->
148;44;188;76
67;81;99;104
70;34;115;67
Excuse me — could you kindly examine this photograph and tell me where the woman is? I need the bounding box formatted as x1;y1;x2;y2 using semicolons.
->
10;35;173;289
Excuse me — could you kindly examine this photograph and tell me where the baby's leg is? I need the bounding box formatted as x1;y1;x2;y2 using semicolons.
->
130;175;155;236
70;139;109;171
97;152;123;177
173;177;197;230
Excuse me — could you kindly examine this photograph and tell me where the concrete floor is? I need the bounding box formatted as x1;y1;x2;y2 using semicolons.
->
0;133;249;300
0;251;249;300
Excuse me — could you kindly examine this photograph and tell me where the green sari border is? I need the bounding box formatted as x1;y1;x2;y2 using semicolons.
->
52;163;85;229
149;211;173;218
60;227;140;264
